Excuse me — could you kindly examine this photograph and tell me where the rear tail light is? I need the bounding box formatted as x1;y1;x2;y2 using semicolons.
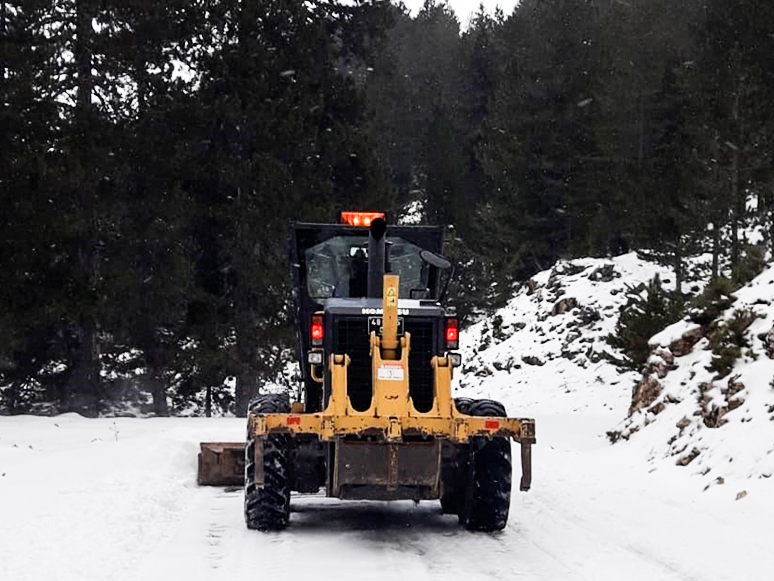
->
311;315;324;346
445;317;458;349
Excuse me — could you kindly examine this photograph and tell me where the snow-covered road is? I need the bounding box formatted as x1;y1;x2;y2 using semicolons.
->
2;413;771;581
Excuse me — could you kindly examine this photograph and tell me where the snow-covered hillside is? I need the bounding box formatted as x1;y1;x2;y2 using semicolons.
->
455;250;774;496
454;252;681;417
611;262;774;490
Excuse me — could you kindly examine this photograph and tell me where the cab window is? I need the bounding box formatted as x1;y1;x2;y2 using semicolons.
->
305;236;428;299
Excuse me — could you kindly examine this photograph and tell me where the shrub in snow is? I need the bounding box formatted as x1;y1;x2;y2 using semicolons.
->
707;309;758;378
731;244;768;286
607;275;683;370
688;276;737;325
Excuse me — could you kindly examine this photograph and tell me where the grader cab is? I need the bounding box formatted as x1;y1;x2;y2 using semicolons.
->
198;213;535;531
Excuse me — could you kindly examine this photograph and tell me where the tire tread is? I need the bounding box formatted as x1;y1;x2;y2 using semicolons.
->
244;394;291;531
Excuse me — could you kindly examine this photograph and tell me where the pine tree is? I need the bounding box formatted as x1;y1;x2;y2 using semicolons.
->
181;0;392;415
0;2;63;411
608;275;683;370
479;0;602;279
686;0;774;270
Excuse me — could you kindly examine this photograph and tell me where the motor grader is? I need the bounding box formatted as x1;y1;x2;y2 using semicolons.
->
198;213;535;531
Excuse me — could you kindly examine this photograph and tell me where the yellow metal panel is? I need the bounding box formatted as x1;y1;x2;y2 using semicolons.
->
430;357;453;417
243;271;535;447
381;274;400;357
250;411;530;444
323;353;350;417
372;332;411;418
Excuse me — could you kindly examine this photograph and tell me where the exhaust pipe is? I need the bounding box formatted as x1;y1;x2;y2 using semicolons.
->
367;217;387;298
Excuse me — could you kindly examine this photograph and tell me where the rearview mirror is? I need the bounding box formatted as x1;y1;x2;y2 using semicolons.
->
420;249;452;270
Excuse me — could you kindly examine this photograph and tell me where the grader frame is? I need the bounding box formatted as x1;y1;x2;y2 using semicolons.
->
199;275;535;494
198;215;536;530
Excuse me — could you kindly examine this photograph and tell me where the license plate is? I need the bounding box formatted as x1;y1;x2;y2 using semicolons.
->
368;316;404;336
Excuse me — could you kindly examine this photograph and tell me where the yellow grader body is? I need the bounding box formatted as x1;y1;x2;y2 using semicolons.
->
198;217;535;531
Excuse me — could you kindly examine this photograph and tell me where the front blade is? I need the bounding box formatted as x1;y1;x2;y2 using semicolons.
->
197;442;245;486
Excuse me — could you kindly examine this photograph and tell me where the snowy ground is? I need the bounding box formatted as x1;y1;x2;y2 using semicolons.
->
2;411;773;581
2;252;773;580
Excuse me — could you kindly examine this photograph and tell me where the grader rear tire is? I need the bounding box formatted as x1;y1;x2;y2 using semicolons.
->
440;441;458;514
244;394;291;531
459;399;512;532
440;397;477;514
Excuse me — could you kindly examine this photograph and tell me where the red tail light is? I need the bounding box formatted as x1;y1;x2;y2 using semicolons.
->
445;317;458;349
311;315;324;346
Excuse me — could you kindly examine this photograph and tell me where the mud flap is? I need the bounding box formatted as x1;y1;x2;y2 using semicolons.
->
519;419;536;491
197;442;245;486
520;442;532;491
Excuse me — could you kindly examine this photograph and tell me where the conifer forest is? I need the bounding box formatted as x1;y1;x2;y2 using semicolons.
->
2;0;773;416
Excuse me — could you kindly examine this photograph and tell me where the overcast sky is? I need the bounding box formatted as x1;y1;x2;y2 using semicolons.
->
399;0;520;27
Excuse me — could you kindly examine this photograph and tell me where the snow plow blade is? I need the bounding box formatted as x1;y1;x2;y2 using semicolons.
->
197;442;244;486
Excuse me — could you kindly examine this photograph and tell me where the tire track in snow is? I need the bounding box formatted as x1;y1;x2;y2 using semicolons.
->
204;489;234;569
623;545;704;581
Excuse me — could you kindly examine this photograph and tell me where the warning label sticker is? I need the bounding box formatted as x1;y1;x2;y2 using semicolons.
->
377;364;405;381
386;286;397;306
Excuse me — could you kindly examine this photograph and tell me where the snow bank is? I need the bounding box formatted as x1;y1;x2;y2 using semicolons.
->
610;262;774;491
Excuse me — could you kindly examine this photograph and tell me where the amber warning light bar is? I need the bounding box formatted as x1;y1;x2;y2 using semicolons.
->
340;211;385;227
